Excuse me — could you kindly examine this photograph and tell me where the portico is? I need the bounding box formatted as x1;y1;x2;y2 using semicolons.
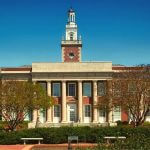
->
27;61;114;127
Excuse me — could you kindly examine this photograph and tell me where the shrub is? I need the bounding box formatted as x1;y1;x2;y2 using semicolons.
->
0;121;8;131
143;121;150;127
0;126;149;146
0;121;29;132
116;120;129;126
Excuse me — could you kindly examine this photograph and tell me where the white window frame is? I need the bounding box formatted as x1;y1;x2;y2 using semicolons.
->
68;82;76;97
113;106;121;122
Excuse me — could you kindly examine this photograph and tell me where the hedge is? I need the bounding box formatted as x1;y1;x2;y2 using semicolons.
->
0;126;150;146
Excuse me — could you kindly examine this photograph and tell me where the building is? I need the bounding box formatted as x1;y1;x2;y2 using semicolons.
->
0;8;149;127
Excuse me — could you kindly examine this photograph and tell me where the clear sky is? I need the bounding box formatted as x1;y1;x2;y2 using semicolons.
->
0;0;150;67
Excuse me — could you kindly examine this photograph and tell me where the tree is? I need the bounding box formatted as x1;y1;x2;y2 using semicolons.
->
0;81;53;131
98;66;150;127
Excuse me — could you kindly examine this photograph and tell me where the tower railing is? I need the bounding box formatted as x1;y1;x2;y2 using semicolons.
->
61;40;82;45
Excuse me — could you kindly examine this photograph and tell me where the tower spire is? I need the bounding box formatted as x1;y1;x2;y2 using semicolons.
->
68;7;75;23
65;7;77;41
61;8;82;62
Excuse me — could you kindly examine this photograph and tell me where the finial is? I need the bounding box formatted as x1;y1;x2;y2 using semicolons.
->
68;7;74;12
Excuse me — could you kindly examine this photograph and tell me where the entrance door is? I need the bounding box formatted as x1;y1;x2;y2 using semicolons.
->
67;104;77;122
53;105;61;123
84;105;91;123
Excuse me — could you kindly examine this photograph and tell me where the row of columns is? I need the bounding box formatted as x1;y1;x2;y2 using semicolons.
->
32;80;113;124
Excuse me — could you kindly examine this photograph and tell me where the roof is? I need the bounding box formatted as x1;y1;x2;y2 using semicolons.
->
1;68;32;71
112;66;149;71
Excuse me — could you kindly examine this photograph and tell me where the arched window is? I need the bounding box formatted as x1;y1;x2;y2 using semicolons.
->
70;32;74;40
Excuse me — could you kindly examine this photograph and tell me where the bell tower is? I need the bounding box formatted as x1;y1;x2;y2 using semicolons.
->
61;8;82;62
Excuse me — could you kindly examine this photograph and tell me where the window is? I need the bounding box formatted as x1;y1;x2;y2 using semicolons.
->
84;105;91;117
54;105;60;117
83;82;92;97
38;82;47;91
69;105;76;122
113;81;121;97
69;52;75;59
145;82;150;97
68;83;76;96
128;82;136;92
52;83;61;97
99;109;106;117
70;32;74;40
98;81;106;96
146;89;150;97
147;110;150;116
24;110;32;121
113;106;121;121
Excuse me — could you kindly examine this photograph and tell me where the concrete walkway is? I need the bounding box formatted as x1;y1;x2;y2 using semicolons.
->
0;143;97;150
0;145;33;150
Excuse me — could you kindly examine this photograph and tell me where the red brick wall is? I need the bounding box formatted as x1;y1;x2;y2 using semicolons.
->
53;97;61;104
121;110;128;121
66;96;77;103
63;46;80;62
83;97;93;104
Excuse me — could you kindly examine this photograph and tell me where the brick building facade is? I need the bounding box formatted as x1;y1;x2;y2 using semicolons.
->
0;8;149;127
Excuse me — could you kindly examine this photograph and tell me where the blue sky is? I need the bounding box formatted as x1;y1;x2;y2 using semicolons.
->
0;0;150;67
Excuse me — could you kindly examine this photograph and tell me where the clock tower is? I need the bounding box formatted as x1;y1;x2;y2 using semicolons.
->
61;8;82;62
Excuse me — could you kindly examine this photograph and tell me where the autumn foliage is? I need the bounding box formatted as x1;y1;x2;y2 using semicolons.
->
0;81;52;131
99;66;150;127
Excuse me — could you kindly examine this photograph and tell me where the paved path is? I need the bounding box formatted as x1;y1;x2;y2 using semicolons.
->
33;143;97;150
0;143;97;150
0;145;33;150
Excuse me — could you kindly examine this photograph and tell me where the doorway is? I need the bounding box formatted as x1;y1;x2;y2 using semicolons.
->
67;104;77;122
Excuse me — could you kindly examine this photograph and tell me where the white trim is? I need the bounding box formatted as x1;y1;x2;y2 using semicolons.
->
32;79;112;82
1;71;30;73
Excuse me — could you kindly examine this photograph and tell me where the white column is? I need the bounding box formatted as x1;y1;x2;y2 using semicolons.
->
47;81;52;123
108;110;113;123
32;110;38;123
61;81;67;123
93;81;98;123
78;80;83;123
32;81;38;123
